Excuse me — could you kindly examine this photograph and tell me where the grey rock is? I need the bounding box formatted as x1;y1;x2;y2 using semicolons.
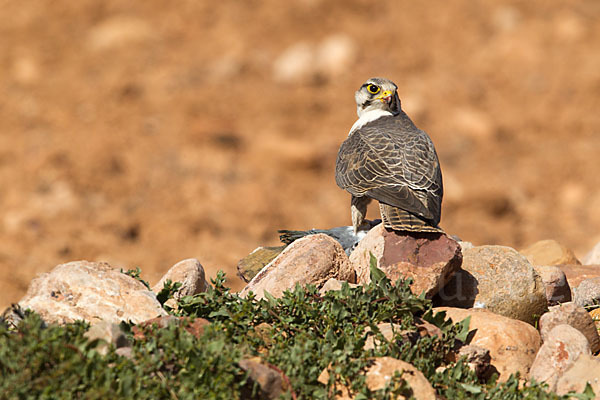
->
434;245;547;324
574;277;600;308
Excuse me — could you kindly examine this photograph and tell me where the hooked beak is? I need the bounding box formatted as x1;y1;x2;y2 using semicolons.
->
375;90;394;105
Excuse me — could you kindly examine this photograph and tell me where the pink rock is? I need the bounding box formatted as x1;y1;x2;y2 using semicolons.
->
532;265;571;305
539;302;600;354
529;324;591;391
239;234;354;299
558;264;600;288
350;224;462;298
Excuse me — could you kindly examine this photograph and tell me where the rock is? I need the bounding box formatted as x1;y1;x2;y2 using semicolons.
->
152;259;209;304
315;34;357;79
434;307;542;380
560;264;600;288
115;347;133;359
520;239;580;266
11;56;39;85
364;319;443;351
239;357;285;399
132;315;210;340
350;224;462;298
239;234;354;299
237;246;286;283
318;357;436;399
529;324;591;391
574;277;600;308
272;34;356;84
19;261;167;325
583;241;600;265
272;42;314;83
532;265;571;305
555;354;600;396
452;107;494;140
539;302;600;353
84;320;130;355
458;241;474;252
318;278;358;295
456;345;492;379
444;344;492;380
88;16;153;51
434;245;547;324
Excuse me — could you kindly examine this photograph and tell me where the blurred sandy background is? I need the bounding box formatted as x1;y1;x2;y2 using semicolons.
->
1;0;599;309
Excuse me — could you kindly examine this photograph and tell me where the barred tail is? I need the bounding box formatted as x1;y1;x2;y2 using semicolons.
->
379;203;444;233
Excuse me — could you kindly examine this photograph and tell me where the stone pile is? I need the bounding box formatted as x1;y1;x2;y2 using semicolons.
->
235;226;600;394
6;224;600;397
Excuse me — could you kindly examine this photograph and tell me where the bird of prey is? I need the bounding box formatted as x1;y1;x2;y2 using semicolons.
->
335;77;443;233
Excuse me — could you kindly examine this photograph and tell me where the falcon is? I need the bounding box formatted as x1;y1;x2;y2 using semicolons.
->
335;77;443;233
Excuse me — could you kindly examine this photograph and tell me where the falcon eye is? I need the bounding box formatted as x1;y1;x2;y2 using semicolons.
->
366;84;380;94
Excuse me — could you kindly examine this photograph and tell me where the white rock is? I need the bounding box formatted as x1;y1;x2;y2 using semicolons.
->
152;258;209;300
272;42;314;83
315;34;356;78
88;16;153;51
19;260;167;324
583;240;600;265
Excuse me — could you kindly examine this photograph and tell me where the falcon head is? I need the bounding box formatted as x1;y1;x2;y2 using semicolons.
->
355;77;401;117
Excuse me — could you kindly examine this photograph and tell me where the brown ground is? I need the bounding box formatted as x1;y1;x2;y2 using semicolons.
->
1;0;599;309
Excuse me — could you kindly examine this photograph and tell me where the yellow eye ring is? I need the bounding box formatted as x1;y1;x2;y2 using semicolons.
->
366;84;380;94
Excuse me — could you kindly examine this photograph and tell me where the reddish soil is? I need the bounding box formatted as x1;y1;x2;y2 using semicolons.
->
1;1;599;308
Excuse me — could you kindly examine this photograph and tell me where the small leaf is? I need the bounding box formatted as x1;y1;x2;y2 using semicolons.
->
455;316;471;342
460;383;482;394
369;253;386;283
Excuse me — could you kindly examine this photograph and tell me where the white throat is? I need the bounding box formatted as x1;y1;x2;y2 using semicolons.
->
348;109;392;136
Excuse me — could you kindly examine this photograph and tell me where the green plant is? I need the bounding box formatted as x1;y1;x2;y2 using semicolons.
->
1;260;594;399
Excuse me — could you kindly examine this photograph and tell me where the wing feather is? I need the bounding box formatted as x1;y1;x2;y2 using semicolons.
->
335;114;443;225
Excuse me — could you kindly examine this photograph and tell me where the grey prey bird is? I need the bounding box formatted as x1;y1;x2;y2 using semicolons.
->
278;219;381;256
335;77;443;233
